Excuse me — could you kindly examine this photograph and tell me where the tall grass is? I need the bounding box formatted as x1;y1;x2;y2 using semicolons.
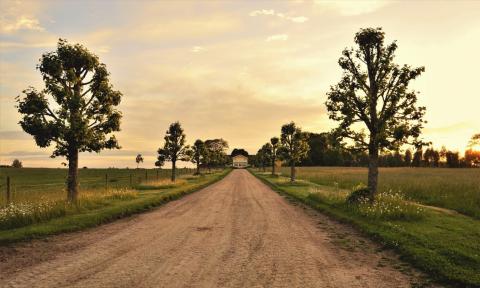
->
0;188;138;230
280;167;480;219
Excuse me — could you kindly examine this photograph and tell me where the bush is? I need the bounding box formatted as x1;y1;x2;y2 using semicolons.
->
346;187;371;204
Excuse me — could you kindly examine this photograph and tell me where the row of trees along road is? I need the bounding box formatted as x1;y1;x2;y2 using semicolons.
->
14;39;230;202
255;27;427;202
155;122;230;181
255;122;310;182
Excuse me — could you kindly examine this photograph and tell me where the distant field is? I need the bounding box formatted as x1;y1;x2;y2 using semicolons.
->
0;167;194;205
279;167;480;219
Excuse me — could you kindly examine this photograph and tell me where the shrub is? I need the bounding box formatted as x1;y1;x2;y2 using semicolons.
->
346;186;371;204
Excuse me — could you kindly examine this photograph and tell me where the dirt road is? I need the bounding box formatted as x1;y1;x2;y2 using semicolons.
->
0;169;425;287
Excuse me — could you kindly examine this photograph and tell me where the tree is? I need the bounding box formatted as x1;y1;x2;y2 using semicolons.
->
190;139;206;175
404;149;412;166
412;148;423;167
11;159;23;168
325;27;426;200
279;122;309;182
257;143;272;171
270;137;280;175
204;139;229;169
468;134;480;149
157;122;190;182
135;154;144;169
445;150;460;168
465;149;480;167
16;39;122;202
231;148;249;158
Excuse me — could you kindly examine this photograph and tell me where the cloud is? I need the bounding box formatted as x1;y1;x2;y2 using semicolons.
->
249;9;308;23
314;0;389;16
266;34;289;42
191;46;205;53
0;1;45;34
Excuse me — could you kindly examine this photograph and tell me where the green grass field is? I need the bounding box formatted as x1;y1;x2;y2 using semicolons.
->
253;169;480;287
0;167;194;205
279;167;480;219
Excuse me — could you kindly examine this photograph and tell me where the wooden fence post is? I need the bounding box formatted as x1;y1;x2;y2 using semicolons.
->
156;169;159;180
145;170;148;181
105;174;108;191
6;176;11;204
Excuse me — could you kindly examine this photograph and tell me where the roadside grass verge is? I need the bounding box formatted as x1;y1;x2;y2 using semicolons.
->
251;170;480;287
0;170;230;244
279;167;480;219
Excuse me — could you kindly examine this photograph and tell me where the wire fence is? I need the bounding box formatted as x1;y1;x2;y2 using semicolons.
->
0;168;196;206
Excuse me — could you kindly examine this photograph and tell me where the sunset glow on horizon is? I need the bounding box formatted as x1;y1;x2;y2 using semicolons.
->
1;0;479;168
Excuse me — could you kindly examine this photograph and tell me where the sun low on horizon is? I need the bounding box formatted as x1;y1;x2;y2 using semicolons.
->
1;0;479;168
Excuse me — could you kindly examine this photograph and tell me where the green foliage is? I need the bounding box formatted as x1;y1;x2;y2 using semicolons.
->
230;148;248;157
11;159;23;168
346;186;370;204
203;138;229;168
157;122;190;181
15;39;122;201
325;27;426;198
278;122;309;165
325;27;426;152
16;39;122;158
135;154;144;168
189;139;206;172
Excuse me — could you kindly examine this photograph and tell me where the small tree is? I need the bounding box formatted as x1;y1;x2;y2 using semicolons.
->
11;159;23;168
157;122;189;182
190;139;205;175
404;149;412;166
270;137;280;175
16;39;122;202
279;122;309;182
136;154;144;169
325;27;426;200
468;134;480;149
258;143;272;172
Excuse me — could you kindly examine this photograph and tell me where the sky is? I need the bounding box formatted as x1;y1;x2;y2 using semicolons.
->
0;0;479;168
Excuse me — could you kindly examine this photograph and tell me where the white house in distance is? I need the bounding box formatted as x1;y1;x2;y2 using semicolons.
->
232;154;248;168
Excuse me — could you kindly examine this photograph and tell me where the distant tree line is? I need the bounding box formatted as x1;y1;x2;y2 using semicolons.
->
254;131;480;169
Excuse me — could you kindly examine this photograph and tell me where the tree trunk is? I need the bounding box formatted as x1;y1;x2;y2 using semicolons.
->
367;148;379;201
271;155;276;175
171;160;176;182
196;162;200;175
67;148;79;202
290;161;296;182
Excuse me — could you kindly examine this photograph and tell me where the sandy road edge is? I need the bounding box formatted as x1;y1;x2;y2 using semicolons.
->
0;169;232;245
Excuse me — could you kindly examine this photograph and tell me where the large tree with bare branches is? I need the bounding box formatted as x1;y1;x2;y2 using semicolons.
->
326;27;426;200
16;39;122;202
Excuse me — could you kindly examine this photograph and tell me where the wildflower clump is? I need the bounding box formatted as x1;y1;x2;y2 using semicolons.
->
349;189;425;221
0;201;66;230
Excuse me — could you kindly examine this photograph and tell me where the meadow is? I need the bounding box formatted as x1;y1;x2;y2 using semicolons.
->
279;166;480;219
0;167;194;205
